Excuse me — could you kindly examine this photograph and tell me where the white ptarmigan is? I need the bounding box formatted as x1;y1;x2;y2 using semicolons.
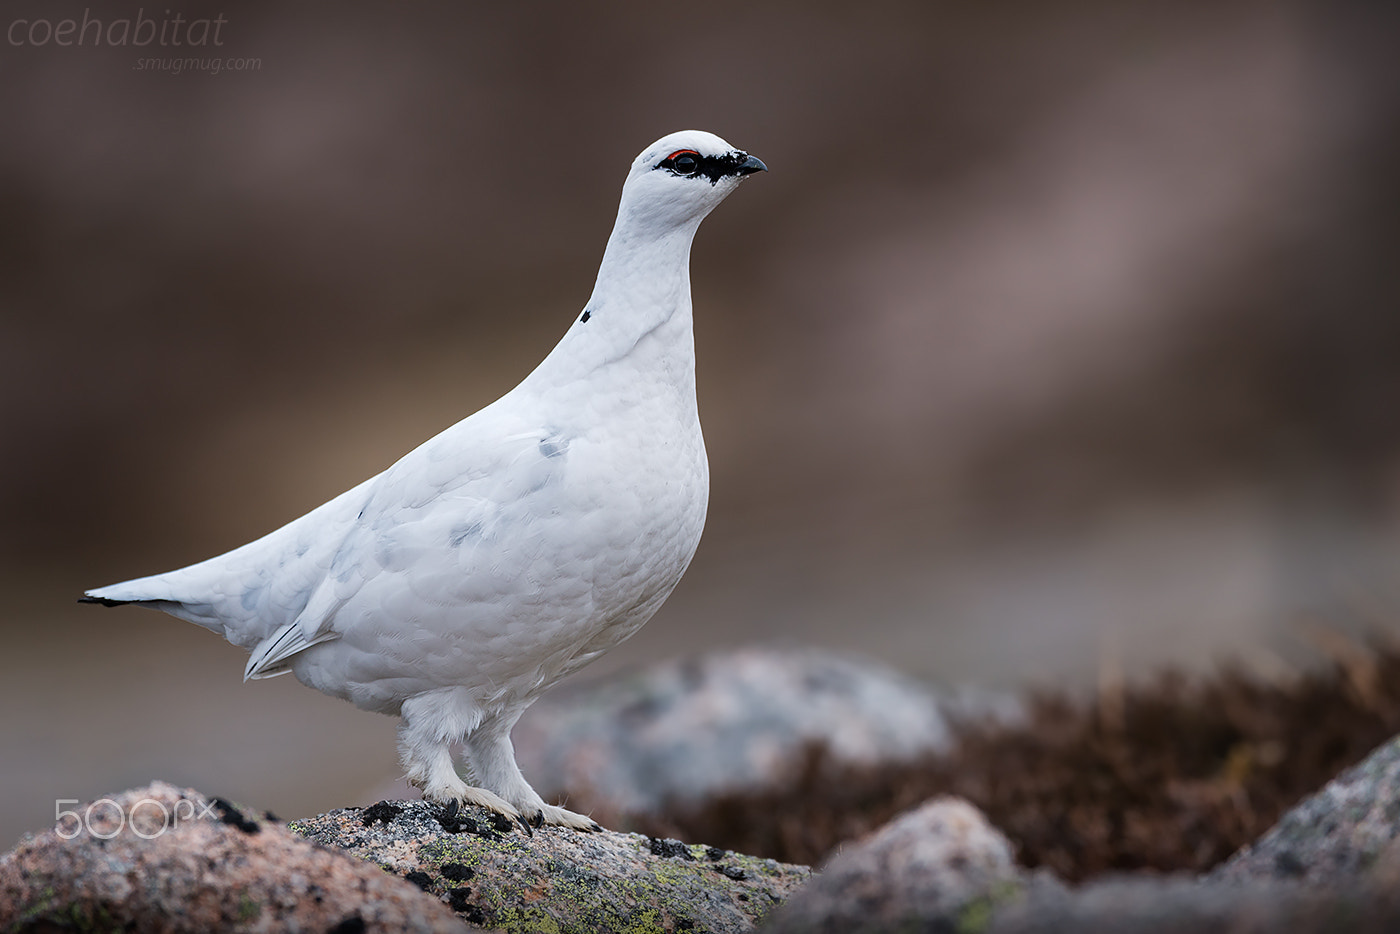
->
82;130;766;831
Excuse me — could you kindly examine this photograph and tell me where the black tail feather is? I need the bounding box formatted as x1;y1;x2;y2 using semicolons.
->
78;595;131;607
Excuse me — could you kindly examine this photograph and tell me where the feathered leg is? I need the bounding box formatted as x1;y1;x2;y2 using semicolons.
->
464;710;600;831
398;690;519;820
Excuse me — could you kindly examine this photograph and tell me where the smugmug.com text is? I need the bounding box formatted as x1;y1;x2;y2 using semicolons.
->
134;56;260;75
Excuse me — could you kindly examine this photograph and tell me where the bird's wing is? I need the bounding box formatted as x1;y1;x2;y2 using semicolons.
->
242;621;341;680
240;403;562;677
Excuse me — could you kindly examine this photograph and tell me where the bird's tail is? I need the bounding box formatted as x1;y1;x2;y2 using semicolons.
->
81;574;179;608
77;473;379;649
79;574;230;641
78;593;138;608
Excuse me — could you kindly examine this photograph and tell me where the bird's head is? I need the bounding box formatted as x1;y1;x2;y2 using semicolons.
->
616;130;767;232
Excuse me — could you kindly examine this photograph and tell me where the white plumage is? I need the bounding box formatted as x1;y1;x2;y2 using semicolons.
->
83;130;766;830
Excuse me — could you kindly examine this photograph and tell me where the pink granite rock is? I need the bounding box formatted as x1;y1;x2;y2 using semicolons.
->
762;797;1021;934
0;782;471;933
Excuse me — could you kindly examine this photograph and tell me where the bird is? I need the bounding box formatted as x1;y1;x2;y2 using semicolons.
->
82;130;766;831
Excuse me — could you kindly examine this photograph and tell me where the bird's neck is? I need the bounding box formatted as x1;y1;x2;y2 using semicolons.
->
526;213;704;396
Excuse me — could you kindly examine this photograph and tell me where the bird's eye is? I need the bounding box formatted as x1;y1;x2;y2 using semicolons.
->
666;150;701;175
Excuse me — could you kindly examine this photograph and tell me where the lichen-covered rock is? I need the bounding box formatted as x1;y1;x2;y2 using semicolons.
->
1211;734;1400;885
292;798;811;933
760;797;1022;934
0;782;470;933
514;648;1021;818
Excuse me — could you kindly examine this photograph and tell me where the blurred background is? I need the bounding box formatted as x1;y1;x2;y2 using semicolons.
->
2;0;1398;846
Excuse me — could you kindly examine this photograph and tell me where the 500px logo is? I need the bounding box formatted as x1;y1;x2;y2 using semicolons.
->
8;8;228;47
55;797;218;840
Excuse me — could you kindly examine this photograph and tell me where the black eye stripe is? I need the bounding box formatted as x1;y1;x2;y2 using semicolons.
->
655;149;753;186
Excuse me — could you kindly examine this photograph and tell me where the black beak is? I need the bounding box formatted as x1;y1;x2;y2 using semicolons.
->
734;153;768;176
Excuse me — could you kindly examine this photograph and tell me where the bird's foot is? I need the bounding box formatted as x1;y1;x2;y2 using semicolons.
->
412;774;522;824
524;802;602;832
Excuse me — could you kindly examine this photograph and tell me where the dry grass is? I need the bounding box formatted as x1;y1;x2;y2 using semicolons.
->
630;636;1400;882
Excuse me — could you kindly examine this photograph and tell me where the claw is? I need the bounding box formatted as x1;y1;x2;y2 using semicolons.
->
515;814;535;836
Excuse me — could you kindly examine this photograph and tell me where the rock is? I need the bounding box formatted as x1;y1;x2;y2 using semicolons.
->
760;797;1022;934
292;798;810;933
982;733;1400;933
0;783;809;934
0;782;470;933
1211;734;1400;885
985;874;1400;934
742;732;1400;934
514;648;1022;817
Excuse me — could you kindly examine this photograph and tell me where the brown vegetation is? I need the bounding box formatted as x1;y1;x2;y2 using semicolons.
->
634;637;1400;882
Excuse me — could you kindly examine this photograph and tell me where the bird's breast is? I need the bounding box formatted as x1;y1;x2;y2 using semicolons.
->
315;388;708;710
